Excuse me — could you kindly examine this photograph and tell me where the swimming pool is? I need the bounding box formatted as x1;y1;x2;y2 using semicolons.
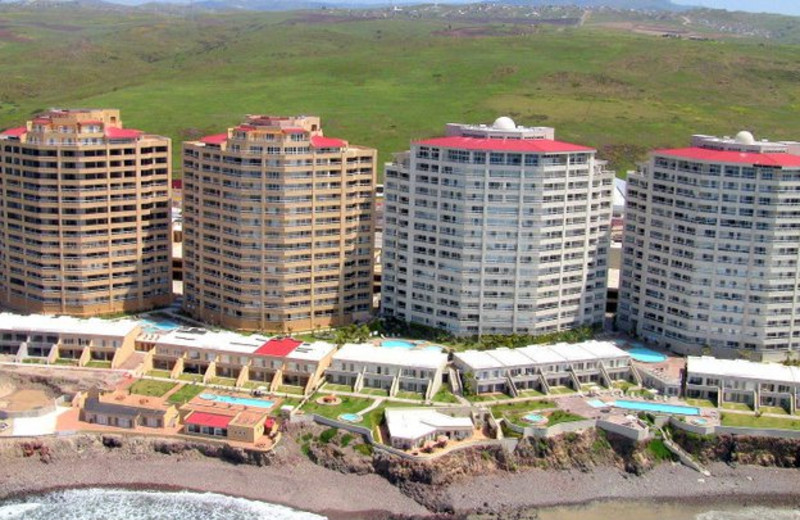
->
523;414;546;423
140;317;181;332
339;413;362;423
586;399;608;408
198;393;274;409
381;340;417;349
628;347;667;363
613;399;700;416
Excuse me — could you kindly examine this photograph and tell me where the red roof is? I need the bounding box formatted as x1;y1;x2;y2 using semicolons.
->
311;136;346;148
655;147;800;168
200;133;228;145
282;127;306;134
185;412;232;429
105;127;142;139
1;126;27;137
265;417;276;429
235;125;256;132
254;337;302;357
416;136;594;153
32;118;50;125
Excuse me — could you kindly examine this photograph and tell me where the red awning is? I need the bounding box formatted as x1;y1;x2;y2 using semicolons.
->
312;136;346;148
200;133;228;145
185;412;232;428
254;337;302;357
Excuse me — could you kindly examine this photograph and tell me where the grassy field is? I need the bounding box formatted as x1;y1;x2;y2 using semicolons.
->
128;379;176;397
0;8;798;174
167;384;205;405
721;413;800;431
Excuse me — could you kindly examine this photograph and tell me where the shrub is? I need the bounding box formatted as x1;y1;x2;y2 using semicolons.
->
340;433;354;447
319;428;338;444
354;443;374;456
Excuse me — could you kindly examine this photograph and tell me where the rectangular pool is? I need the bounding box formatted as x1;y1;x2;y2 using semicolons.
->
613;399;700;416
198;393;275;409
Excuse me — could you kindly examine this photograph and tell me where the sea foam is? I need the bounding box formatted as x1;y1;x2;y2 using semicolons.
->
0;488;326;520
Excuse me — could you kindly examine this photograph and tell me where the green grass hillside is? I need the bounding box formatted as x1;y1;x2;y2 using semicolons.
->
0;7;798;174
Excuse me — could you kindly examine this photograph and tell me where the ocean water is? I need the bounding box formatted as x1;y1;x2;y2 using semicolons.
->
536;501;800;520
0;488;326;520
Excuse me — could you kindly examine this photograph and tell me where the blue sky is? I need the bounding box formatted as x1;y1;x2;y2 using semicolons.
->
672;0;800;16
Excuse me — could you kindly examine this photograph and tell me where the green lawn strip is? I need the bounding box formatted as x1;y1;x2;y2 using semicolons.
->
467;393;510;403
359;387;390;397
208;377;237;387
278;385;305;395
167;384;205;405
686;398;717;409
147;369;172;379
548;386;577;395
301;394;375;420
432;387;460;404
128;379;176;397
545;410;587;426
323;383;353;393
759;405;789;416
178;373;204;383
86;360;112;368
394;390;425;401
53;358;78;366
722;402;753;412
721;413;800;431
490;400;556;427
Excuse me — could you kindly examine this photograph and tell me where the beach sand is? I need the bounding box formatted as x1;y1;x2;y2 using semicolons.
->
1;449;798;518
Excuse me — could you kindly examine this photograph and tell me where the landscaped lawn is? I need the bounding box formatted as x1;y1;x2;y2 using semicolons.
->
147;369;172;379
208;377;237;387
324;383;354;393
395;390;425;401
301;394;375;420
518;389;545;398
546;410;587;426
721;413;800;431
278;385;305;395
178;373;204;383
360;387;390;397
759;405;789;416
53;358;78;366
86;360;112;369
686;398;717;409
548;386;576;395
129;379;175;397
432;387;460;404
722;402;753;412
467;392;510;403
490;400;557;427
167;384;205;405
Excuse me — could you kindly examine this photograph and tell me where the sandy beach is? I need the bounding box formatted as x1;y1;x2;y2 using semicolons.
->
1;445;799;519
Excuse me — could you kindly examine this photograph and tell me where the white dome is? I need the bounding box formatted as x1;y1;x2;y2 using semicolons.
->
734;130;755;145
492;116;516;130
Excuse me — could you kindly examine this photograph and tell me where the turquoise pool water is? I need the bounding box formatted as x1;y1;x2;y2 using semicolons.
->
381;340;417;349
199;393;274;409
424;346;443;352
523;414;545;423
613;399;700;416
628;347;667;363
140;317;181;332
339;413;362;422
587;399;608;408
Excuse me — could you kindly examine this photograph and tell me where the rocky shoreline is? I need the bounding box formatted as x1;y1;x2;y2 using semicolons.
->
1;427;799;519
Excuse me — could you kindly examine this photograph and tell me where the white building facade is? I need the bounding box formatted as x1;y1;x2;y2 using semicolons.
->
381;118;613;336
618;133;800;361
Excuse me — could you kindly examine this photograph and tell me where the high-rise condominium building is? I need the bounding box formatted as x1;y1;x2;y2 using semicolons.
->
0;109;172;316
182;115;375;332
381;117;613;336
618;132;800;361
